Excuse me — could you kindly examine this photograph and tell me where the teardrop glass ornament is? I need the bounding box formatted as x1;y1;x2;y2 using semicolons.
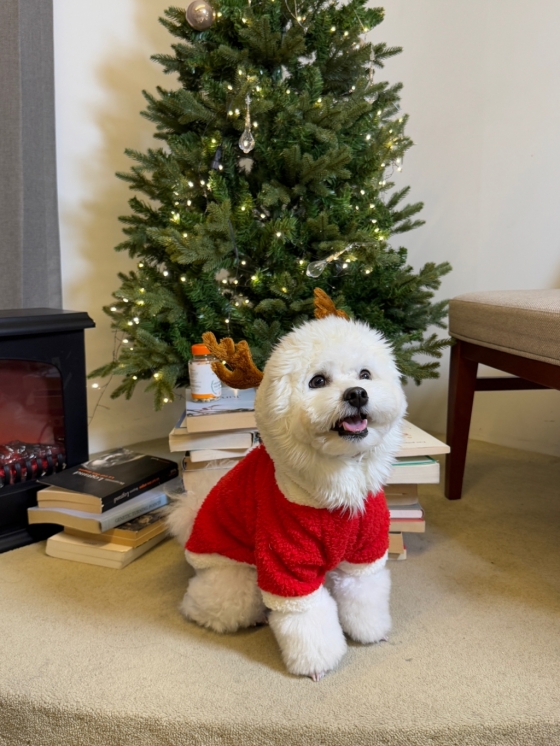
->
239;129;255;154
306;260;327;278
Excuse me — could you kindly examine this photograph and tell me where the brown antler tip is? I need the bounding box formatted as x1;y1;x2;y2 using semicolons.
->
313;288;350;320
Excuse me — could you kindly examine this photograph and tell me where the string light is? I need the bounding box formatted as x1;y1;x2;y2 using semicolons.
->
92;383;99;389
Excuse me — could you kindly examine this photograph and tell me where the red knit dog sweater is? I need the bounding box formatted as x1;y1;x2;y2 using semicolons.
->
186;445;390;598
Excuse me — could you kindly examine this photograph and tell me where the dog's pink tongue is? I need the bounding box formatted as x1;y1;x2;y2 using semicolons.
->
342;418;368;433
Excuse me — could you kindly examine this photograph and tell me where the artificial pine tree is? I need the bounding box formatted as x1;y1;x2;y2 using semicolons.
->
91;0;451;409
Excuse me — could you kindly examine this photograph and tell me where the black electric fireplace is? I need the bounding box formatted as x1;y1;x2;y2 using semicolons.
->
0;309;95;553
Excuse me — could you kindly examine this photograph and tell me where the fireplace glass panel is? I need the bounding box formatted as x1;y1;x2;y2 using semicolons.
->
0;360;66;486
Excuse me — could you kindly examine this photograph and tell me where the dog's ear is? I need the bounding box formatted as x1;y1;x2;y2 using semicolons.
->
201;332;264;389
313;288;350;320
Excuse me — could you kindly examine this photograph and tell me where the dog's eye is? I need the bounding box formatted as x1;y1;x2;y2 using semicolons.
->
309;375;327;389
359;370;371;380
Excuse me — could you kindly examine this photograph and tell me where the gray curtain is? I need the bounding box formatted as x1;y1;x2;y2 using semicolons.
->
0;0;62;310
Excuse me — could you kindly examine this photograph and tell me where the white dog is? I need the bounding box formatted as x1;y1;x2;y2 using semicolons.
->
167;297;406;680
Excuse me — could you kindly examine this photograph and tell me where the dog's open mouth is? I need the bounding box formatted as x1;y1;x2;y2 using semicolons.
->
332;414;369;439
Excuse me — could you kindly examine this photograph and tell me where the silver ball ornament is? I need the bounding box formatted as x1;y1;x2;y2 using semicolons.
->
186;0;215;30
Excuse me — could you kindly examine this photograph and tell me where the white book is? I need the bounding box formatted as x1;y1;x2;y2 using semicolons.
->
45;531;168;569
188;448;249;463
387;456;439;484
397;421;450;457
169;425;255;453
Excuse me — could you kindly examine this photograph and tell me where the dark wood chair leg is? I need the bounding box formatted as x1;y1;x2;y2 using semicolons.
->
445;340;478;500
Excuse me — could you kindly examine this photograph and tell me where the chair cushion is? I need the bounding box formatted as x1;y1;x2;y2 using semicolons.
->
449;290;560;365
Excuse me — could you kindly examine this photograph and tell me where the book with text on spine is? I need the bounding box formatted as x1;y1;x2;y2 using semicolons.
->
37;448;178;513
27;485;169;533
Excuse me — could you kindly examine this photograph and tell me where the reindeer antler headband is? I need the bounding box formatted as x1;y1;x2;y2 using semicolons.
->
202;288;349;390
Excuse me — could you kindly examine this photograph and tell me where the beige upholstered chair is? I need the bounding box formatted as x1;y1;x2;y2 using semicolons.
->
445;290;560;499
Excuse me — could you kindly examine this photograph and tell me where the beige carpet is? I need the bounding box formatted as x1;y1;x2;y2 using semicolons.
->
1;437;559;746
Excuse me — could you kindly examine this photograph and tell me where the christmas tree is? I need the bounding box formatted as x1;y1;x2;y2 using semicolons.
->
91;0;451;409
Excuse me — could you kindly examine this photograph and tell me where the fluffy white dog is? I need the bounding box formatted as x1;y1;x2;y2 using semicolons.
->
167;298;406;680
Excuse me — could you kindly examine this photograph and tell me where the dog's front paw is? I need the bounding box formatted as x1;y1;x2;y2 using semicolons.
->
267;586;347;678
327;566;391;644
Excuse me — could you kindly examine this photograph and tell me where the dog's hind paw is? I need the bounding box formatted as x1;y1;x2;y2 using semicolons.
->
310;671;326;682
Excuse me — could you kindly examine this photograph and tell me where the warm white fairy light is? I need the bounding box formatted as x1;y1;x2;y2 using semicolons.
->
241;206;246;211
188;181;194;187
360;189;365;195
228;110;233;116
163;398;169;403
163;270;169;276
110;306;117;312
182;232;188;238
330;26;336;32
134;317;140;324
251;275;258;280
365;134;371;140
123;339;129;344
133;375;138;380
342;263;348;268
92;383;99;389
187;200;191;206
128;321;133;326
200;180;205;186
181;276;186;282
241;260;246;265
343;31;349;36
227;85;233;91
276;231;282;237
138;262;144;268
235;108;240;115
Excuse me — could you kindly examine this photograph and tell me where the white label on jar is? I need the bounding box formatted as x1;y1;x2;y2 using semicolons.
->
189;360;222;399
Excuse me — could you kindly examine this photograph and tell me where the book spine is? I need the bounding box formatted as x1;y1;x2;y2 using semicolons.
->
98;491;168;532
100;463;178;512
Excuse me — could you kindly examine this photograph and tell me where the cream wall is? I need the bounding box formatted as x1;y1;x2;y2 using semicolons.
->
380;0;560;454
53;0;560;455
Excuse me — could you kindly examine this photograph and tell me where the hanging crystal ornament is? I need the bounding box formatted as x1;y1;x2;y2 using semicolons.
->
306;245;356;278
239;95;256;154
186;0;215;30
211;146;222;170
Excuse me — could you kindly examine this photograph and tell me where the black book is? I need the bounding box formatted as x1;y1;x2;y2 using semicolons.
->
37;448;178;513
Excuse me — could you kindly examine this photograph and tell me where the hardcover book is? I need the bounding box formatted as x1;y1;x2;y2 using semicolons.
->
37;448;178;513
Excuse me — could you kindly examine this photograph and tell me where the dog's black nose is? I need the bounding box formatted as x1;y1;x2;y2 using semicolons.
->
343;387;368;409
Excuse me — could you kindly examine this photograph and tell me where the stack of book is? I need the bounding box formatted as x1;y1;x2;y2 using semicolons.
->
386;421;450;559
170;396;448;561
170;387;259;495
27;449;178;568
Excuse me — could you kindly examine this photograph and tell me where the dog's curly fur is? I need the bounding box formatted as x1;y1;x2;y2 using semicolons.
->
167;315;406;679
